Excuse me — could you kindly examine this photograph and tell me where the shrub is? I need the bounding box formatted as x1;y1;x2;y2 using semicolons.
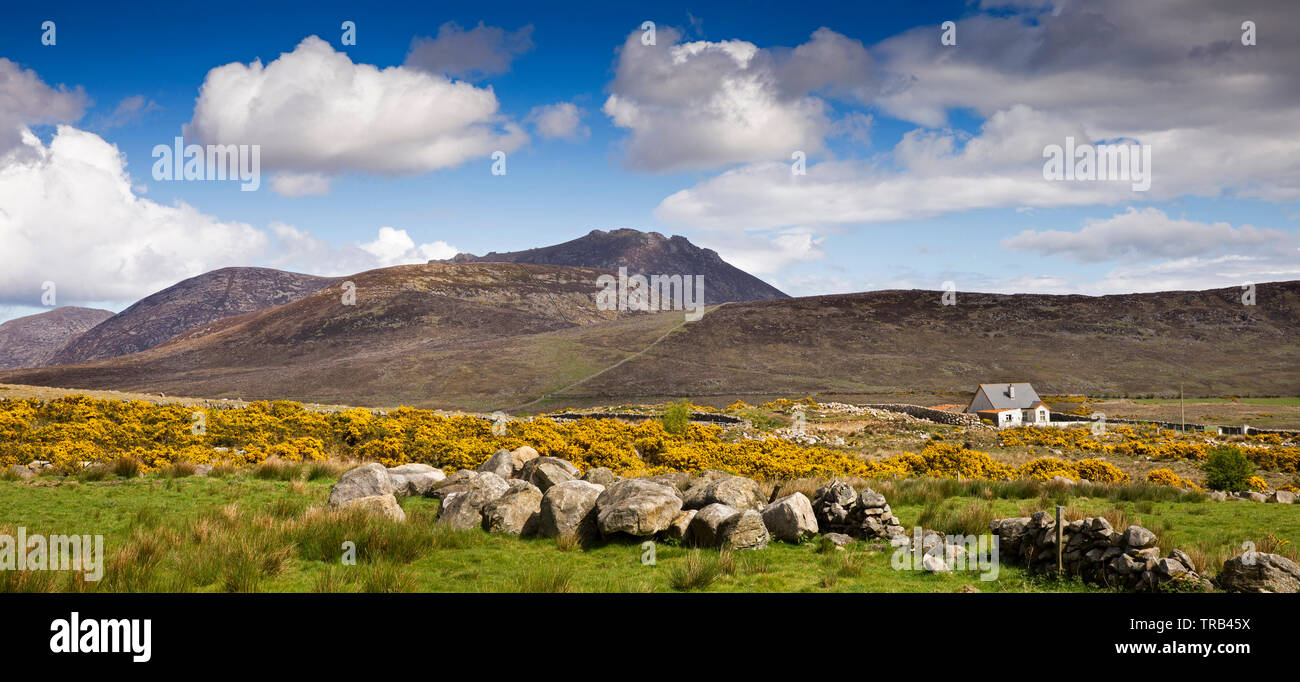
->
1202;445;1255;491
1075;458;1130;484
1146;468;1200;491
1247;476;1268;492
661;400;692;435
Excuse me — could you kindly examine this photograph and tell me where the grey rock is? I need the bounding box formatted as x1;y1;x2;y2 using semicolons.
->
482;480;543;535
1218;553;1300;593
339;493;406;522
431;469;510;500
663;509;696;543
518;456;579;492
1270;490;1296;504
688;503;740;547
596;479;684;537
435;472;511;531
718;510;770;551
538;480;605;540
581;467;620;487
328;463;393;506
476;449;515;479
387;463;445;496
1169;549;1196;574
1122;525;1158;549
822;532;855;547
761;492;818;541
683;474;765;512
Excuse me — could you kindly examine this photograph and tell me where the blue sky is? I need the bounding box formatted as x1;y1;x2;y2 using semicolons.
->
1;0;1298;323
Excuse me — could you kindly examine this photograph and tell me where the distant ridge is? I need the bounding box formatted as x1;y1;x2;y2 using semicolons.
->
437;228;788;305
49;267;336;365
0;307;114;370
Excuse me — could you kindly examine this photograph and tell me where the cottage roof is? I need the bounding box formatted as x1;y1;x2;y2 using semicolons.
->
969;383;1045;411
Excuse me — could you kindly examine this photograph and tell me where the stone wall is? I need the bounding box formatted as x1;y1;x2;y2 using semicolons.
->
862;404;980;426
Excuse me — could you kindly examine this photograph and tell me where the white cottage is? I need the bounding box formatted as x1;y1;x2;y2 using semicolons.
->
965;383;1050;428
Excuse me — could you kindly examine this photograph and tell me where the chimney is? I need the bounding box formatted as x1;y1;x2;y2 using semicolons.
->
1008;384;1015;399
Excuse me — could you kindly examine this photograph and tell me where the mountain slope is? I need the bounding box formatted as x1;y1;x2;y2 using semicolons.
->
0;307;115;369
3;278;1296;410
0;263;645;408
561;281;1300;400
440;228;787;305
49;267;336;365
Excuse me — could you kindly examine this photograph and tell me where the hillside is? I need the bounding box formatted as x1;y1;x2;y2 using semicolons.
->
0;307;114;369
0;263;657;409
440;228;788;305
48;267;336;366
2;276;1296;411
561;281;1300;401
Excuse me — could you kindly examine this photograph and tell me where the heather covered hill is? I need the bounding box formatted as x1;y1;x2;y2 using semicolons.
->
0;307;114;369
2;276;1296;411
49;267;336;365
439;228;787;305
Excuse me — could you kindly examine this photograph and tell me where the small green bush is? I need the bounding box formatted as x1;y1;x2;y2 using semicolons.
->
1202;445;1255;492
661;400;692;435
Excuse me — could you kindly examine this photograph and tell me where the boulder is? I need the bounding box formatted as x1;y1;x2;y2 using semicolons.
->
1122;525;1158;549
683;474;765;512
430;470;510;500
719;510;770;551
476;449;515;479
7;464;34;480
1169;549;1196;574
482;480;543;535
1240;491;1268;503
689;503;740;547
663;509;696;543
193;464;214;478
1154;557;1187;578
761;492;818;541
645;472;691;493
509;446;540;471
581;467;620;487
339;494;406;522
518;456;579;492
387;463;445;496
328;463;393;506
596;479;684;537
434;472;510;531
1270;490;1296;504
538;480;605;540
1218;553;1300;593
822;532;855;548
1208;491;1228;502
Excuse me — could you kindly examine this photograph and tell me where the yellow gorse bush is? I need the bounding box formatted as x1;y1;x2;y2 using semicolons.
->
1000;425;1300;474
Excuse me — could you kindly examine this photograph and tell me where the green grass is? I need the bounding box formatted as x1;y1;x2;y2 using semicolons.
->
1;474;1295;593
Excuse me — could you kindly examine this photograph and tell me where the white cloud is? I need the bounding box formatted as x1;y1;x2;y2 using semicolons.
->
270;172;331;197
0;125;268;306
404;22;534;80
1003;208;1296;263
527;102;589;141
603;27;879;171
0;58;86;156
186;36;528;185
700;230;826;275
360;226;457;266
100;95;160;130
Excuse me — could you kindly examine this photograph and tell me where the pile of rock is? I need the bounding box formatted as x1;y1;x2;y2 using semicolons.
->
327;461;448;521
990;511;1212;591
811;481;906;540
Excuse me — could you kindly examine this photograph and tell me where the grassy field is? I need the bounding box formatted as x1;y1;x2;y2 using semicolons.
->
3;470;1296;593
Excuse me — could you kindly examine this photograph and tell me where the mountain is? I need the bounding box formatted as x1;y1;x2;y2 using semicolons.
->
48;267;336;366
439;228;788;305
1;263;640;409
0;307;115;370
558;281;1300;400
3;276;1296;411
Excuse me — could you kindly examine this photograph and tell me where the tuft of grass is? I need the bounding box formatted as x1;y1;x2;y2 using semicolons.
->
164;460;197;478
917;499;995;537
311;566;351;593
517;562;575;593
111;457;142;478
359;562;416;593
667;550;721;591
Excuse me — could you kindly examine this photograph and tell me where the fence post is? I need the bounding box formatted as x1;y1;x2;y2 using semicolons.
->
1056;505;1064;575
